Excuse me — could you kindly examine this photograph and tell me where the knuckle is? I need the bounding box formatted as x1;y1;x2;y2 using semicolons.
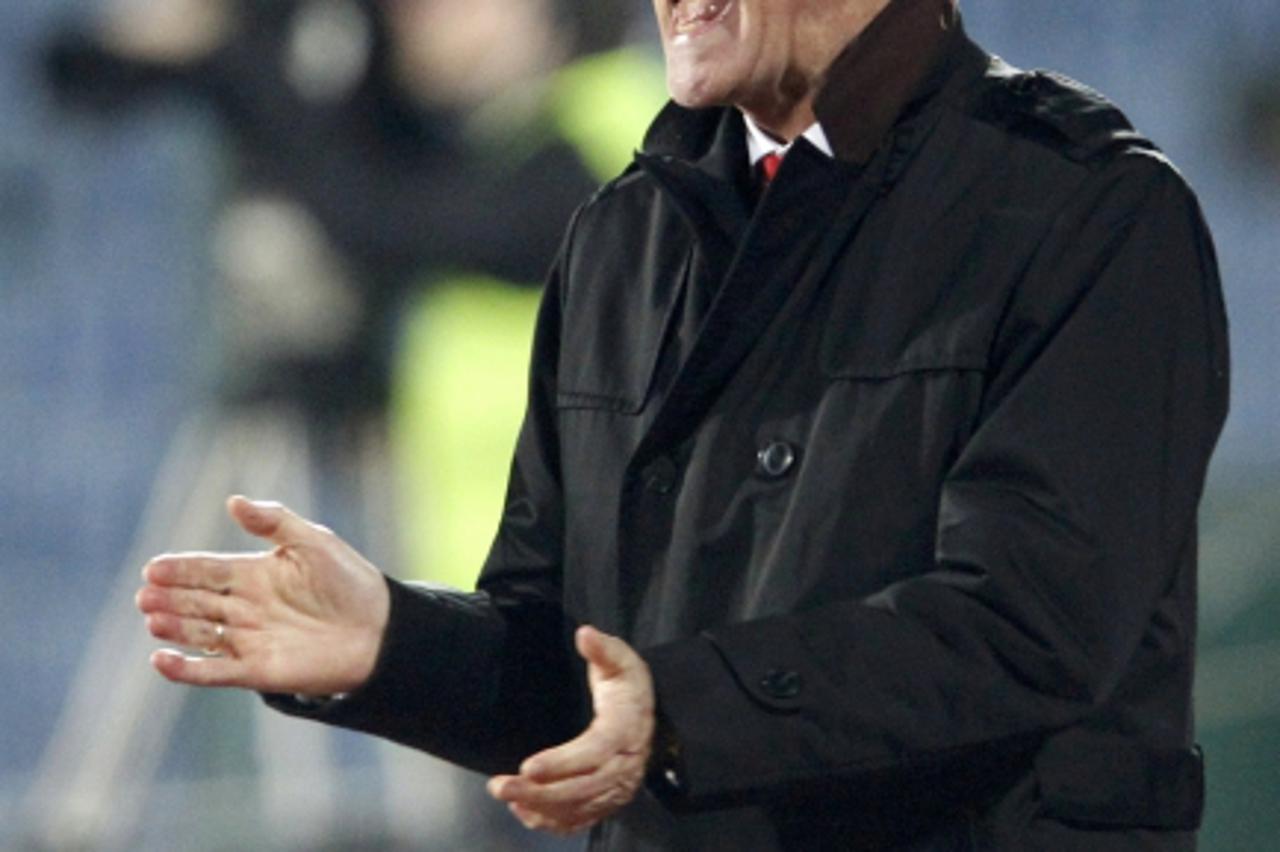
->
582;796;610;816
156;615;183;641
192;663;222;687
135;585;160;611
541;816;568;834
179;590;211;619
156;560;183;585
203;595;227;622
211;561;235;588
226;599;256;629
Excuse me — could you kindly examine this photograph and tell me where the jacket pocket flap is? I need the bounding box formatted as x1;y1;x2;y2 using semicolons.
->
556;239;691;414
818;277;995;380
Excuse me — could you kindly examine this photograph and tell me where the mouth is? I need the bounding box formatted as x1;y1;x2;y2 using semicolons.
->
670;0;734;41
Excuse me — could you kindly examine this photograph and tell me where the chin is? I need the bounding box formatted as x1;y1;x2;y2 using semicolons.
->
665;65;734;110
669;87;717;109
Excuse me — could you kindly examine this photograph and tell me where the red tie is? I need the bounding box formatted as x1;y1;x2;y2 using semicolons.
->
760;151;784;185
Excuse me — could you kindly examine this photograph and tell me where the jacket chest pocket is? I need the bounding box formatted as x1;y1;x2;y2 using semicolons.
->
813;197;1035;386
814;263;1001;461
818;270;996;382
555;237;692;416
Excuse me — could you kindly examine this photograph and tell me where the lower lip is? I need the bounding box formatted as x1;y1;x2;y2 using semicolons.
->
671;0;735;44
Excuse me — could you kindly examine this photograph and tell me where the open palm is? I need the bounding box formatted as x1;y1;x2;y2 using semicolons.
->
136;496;390;695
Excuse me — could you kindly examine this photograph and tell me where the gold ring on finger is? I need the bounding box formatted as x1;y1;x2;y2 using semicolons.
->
202;622;226;656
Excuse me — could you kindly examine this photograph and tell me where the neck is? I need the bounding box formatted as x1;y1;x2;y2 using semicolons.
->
737;0;893;142
742;98;818;143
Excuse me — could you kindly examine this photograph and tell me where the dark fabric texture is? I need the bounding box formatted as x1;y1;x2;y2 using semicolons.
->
268;0;1229;848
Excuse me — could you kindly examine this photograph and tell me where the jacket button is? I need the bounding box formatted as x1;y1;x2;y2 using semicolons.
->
760;669;804;700
643;456;678;494
756;441;798;479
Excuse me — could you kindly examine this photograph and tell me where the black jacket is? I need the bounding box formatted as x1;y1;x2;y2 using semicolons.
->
272;0;1229;848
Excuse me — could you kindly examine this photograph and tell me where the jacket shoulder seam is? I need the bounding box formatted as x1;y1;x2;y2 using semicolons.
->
960;65;1157;169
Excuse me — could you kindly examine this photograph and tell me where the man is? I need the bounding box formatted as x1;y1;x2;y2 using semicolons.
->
136;0;1229;848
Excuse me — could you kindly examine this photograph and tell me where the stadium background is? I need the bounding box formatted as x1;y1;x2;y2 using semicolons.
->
2;1;1277;849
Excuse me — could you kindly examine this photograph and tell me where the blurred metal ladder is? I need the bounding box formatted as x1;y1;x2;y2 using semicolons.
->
18;404;460;850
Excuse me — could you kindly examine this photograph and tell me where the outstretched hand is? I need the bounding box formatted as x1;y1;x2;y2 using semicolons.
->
488;626;655;836
136;496;390;695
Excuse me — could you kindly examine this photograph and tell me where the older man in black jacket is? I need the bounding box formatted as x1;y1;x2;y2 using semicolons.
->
137;0;1228;848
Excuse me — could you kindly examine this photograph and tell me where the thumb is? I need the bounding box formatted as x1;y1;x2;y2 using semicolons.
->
227;495;317;547
576;625;633;680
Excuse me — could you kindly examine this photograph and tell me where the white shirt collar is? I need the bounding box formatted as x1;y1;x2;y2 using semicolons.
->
741;112;834;166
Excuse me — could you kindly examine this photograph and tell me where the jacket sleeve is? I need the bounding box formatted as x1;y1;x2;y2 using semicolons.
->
264;223;589;775
641;154;1229;809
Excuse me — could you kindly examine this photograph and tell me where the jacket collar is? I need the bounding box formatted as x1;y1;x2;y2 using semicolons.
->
641;0;966;167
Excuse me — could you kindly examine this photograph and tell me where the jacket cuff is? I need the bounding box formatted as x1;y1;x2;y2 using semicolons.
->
641;616;901;810
641;631;794;808
264;575;501;740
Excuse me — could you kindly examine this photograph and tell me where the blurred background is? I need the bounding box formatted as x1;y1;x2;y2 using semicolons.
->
0;0;1275;849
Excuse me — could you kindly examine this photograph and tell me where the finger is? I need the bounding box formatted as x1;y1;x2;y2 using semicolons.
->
518;723;623;782
143;553;248;593
508;801;547;832
151;649;246;688
491;754;643;809
507;802;587;837
227;495;328;548
136;585;253;627
578;780;640;820
516;777;640;828
146;612;238;656
576;625;637;681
